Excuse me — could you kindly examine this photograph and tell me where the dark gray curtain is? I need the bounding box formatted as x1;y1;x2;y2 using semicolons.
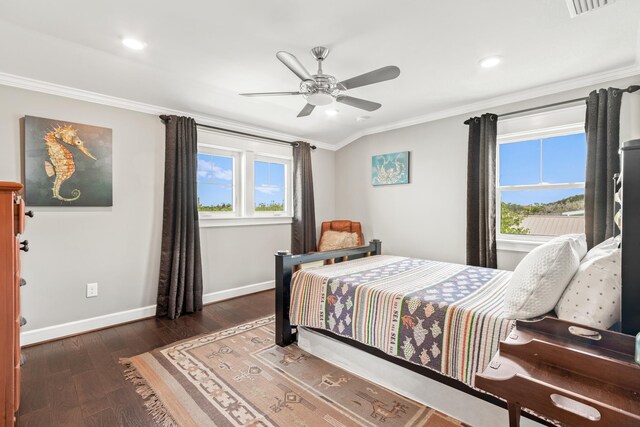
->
466;113;498;268
291;141;317;254
156;115;203;319
585;88;623;249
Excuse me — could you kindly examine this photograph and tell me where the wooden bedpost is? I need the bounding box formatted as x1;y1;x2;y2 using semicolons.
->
371;239;382;256
275;250;295;347
274;240;383;347
620;140;640;335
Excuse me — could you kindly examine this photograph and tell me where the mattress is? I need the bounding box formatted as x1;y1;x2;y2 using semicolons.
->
289;255;514;386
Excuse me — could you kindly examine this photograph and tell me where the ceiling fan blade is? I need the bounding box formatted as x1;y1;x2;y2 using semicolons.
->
276;51;314;81
240;91;302;97
336;96;381;112
297;104;315;117
338;66;400;90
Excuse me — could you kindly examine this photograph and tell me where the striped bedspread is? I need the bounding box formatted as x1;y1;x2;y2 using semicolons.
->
289;255;514;386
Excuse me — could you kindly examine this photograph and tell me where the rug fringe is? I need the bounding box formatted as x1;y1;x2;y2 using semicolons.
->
119;358;180;427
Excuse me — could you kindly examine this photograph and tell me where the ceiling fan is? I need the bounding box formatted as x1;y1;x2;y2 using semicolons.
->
240;46;400;117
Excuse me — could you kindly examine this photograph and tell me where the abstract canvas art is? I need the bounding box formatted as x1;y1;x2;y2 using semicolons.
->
372;151;410;186
24;116;113;206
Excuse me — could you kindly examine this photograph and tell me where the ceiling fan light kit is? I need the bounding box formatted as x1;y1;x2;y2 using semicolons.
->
305;92;334;106
240;46;400;117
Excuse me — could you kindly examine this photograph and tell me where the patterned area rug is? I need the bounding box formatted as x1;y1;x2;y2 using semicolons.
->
120;316;465;427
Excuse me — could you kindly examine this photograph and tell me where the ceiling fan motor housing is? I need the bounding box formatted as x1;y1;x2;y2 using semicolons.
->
300;74;340;106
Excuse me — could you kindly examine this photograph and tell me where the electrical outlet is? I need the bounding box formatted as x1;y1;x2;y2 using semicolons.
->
86;283;98;298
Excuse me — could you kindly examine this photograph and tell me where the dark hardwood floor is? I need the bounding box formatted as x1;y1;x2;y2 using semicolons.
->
16;290;275;427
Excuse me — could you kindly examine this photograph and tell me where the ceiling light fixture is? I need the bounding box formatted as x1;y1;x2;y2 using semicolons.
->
325;109;339;116
479;56;502;68
122;38;146;50
240;46;398;117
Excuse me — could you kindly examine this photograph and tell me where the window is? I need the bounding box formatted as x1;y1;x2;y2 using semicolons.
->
196;134;292;226
498;130;586;238
197;153;236;213
254;159;287;213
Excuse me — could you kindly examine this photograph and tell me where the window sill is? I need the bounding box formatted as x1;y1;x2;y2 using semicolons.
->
199;216;293;228
497;237;550;253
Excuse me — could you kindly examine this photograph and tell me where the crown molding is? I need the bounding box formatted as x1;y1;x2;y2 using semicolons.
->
0;71;336;151
334;63;640;150
2;63;639;153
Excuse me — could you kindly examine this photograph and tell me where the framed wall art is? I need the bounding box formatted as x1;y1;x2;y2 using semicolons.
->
372;151;410;186
23;116;113;206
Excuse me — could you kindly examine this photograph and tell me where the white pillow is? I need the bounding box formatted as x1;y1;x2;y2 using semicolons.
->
583;236;621;263
503;235;583;319
556;249;621;329
559;233;588;260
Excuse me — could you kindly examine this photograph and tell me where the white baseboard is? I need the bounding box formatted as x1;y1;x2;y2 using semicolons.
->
201;280;274;305
20;305;157;347
20;280;275;346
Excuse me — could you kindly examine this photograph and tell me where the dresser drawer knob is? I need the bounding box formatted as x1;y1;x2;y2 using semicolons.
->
25;210;34;218
19;317;26;327
20;278;26;287
20;240;29;252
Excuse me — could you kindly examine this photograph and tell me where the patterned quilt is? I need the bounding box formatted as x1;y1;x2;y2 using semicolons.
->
289;255;514;386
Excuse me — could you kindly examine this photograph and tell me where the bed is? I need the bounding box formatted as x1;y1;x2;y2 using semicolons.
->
275;241;532;419
274;240;614;427
289;254;513;387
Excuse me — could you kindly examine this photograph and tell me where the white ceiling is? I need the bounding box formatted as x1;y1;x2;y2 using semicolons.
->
0;0;639;146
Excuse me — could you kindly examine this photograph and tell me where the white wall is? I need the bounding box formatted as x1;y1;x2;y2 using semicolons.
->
336;115;469;264
335;76;640;271
0;84;335;342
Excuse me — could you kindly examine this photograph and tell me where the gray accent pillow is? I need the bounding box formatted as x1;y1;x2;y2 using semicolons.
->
556;248;621;329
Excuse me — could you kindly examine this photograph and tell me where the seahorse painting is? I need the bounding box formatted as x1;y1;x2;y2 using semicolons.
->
43;125;96;201
24;116;113;207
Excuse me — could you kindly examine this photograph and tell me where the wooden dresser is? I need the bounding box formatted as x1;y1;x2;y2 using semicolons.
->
0;182;29;426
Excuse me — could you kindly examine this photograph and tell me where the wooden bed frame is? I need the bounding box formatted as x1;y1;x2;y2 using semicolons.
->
275;240;554;425
274;240;636;425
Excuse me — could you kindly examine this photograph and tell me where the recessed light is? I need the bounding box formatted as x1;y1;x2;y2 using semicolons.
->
479;56;502;68
325;109;339;116
357;115;371;122
122;38;146;50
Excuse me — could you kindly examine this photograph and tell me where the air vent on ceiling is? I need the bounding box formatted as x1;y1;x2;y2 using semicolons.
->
565;0;616;17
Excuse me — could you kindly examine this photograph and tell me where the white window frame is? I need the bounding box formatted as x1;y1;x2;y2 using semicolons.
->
197;145;242;220
196;135;294;227
496;123;586;249
250;153;293;218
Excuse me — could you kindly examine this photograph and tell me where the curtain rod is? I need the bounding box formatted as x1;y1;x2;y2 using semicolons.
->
464;84;640;125
159;115;316;150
